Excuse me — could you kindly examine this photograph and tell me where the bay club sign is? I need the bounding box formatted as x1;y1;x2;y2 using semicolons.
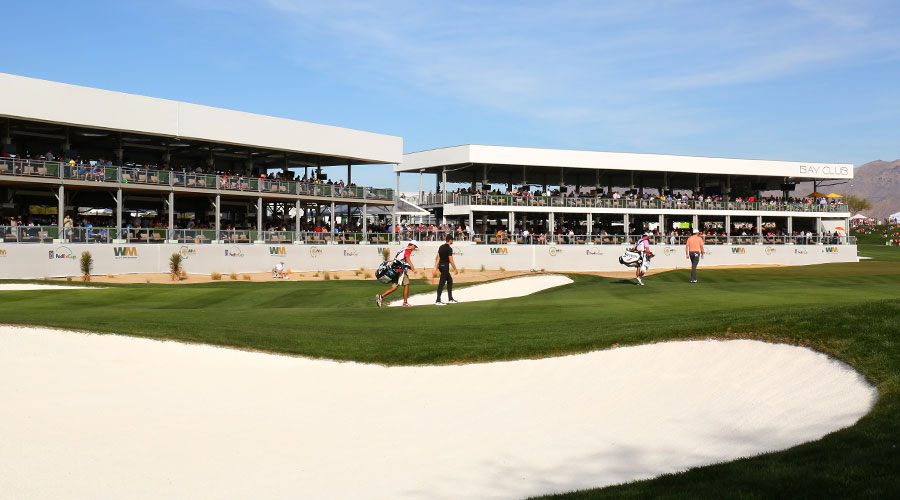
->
798;164;851;177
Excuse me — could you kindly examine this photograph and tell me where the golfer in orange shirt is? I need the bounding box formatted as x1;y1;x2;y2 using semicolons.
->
686;228;705;283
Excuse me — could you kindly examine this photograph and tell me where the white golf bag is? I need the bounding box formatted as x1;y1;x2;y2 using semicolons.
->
619;249;643;268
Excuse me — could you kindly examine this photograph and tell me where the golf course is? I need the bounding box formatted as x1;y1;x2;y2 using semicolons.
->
1;241;898;499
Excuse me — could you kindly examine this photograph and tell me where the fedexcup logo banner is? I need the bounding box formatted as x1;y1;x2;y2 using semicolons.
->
269;246;286;256
225;246;244;258
548;246;562;256
113;247;138;259
48;246;77;260
794;248;808;255
179;246;197;260
585;247;603;256
664;247;676;256
765;246;776;255
343;249;359;257
309;246;323;258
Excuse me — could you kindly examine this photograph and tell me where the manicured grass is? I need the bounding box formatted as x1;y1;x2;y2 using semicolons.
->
2;253;899;498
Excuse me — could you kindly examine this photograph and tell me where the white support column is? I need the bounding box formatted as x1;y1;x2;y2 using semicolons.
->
56;184;65;242
441;167;447;203
362;203;368;235
295;199;301;243
757;215;763;243
692;214;699;231
392;170;400;242
418;170;423;201
468;211;475;239
330;201;336;244
726;214;732;242
256;196;264;243
508;211;515;241
816;217;822;242
623;213;630;238
167;191;175;243
116;188;123;242
787;216;793;243
587;213;593;236
658;214;665;235
214;194;221;244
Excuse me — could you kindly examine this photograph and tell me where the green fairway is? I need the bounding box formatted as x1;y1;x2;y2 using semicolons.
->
2;253;899;498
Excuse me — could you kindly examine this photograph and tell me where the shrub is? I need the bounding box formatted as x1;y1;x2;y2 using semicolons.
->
80;251;93;282
323;271;331;280
334;274;341;280
364;271;373;279
459;267;465;274
313;271;320;277
169;252;183;281
229;272;238;280
480;264;485;272
382;248;390;262
106;273;114;278
499;266;505;272
211;272;222;280
66;276;73;282
242;274;251;281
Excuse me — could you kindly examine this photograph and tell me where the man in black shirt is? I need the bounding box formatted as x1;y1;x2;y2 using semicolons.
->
432;234;458;305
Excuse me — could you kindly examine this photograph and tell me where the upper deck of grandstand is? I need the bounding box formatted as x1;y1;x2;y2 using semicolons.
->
398;145;852;216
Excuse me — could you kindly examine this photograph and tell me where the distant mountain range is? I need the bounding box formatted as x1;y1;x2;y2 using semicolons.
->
792;160;900;219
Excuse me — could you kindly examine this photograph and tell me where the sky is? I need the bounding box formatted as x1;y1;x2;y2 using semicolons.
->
5;0;899;190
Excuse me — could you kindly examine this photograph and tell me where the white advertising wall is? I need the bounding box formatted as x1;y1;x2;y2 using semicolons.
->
0;242;857;279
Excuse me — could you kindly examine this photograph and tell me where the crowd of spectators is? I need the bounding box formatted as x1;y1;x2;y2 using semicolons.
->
3;150;356;189
433;186;845;211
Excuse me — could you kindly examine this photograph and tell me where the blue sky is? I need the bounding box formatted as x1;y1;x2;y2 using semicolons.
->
6;0;899;190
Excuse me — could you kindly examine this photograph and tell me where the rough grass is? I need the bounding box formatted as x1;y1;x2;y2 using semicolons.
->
1;256;899;498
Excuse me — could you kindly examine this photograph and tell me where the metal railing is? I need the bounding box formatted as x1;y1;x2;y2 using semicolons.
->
0;158;393;201
406;192;849;213
0;225;856;246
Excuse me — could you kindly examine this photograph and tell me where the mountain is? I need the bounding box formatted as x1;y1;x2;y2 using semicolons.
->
791;160;900;219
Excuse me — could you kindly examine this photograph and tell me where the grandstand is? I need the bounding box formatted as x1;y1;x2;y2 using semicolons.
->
397;144;853;246
0;72;401;245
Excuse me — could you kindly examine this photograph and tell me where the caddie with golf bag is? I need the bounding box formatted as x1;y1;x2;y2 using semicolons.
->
619;232;654;286
375;241;418;307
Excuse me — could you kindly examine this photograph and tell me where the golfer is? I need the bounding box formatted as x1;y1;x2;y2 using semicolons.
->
432;234;458;305
686;228;705;283
634;232;653;286
376;241;417;307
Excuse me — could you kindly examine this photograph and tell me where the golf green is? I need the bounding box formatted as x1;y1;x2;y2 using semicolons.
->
1;251;898;498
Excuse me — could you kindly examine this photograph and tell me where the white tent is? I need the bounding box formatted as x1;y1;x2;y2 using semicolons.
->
889;212;900;223
850;213;869;221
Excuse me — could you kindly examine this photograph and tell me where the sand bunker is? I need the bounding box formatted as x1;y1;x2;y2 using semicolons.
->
0;284;101;291
0;327;875;500
390;274;573;306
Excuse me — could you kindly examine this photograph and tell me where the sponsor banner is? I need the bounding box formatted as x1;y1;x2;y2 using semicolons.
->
0;242;860;279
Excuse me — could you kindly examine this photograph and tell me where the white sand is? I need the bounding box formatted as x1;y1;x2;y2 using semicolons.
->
390;274;574;306
0;284;102;291
0;328;876;500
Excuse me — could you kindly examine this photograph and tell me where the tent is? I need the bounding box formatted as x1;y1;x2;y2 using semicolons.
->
825;193;842;198
850;213;869;221
807;191;826;197
889;212;900;223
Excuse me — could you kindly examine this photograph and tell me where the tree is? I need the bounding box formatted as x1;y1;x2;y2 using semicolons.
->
844;194;872;215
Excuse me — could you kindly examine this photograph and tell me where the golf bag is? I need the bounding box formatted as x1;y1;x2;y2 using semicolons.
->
375;259;406;284
619;249;643;268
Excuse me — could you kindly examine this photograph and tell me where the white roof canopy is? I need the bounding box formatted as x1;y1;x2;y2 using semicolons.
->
399;144;853;180
0;73;402;165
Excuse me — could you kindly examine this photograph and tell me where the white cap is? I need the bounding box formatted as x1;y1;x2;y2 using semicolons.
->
407;240;418;247
692;228;699;234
